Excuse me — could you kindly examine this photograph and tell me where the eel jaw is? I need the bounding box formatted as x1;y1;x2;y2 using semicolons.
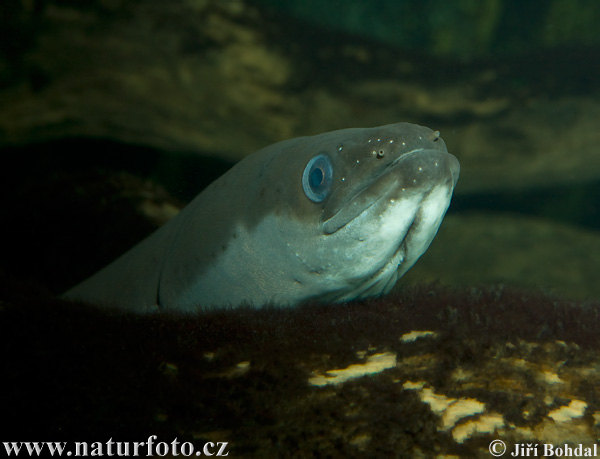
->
325;182;454;303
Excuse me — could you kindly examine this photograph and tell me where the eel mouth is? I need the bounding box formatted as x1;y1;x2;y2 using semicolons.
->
322;148;459;234
329;223;413;303
326;180;452;303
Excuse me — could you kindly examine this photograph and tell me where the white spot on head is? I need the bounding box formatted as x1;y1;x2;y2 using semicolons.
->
341;177;346;181
356;160;360;164
389;140;394;143
402;142;406;146
418;167;423;171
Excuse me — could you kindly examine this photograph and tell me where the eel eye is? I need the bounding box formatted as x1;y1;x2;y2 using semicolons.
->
302;154;333;203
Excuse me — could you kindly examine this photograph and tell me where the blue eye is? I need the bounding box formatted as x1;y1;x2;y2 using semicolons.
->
302;154;333;203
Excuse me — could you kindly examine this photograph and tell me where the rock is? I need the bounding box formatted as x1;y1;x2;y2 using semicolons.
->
447;97;600;193
403;213;600;300
2;0;600;194
2;285;599;456
253;0;600;58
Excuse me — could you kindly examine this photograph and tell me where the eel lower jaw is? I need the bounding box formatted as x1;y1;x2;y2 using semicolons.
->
327;181;452;303
325;209;415;303
327;241;407;303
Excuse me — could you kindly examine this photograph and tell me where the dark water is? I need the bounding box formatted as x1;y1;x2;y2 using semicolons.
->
3;1;600;454
245;0;600;299
0;0;599;301
253;0;600;58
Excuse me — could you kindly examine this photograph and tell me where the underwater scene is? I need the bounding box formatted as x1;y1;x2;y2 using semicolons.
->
1;0;600;456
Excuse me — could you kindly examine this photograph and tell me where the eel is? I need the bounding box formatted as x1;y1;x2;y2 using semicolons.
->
64;122;460;313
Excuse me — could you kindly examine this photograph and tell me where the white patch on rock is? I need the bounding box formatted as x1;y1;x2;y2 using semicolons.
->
400;330;436;343
548;400;587;422
541;370;563;385
403;383;503;443
404;385;486;430
452;413;505;444
309;352;397;386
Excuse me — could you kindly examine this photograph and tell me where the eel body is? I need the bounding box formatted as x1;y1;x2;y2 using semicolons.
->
64;123;460;312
